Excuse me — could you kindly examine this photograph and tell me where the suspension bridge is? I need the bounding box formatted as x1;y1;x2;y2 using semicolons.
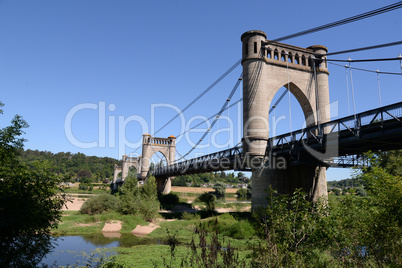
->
112;3;402;209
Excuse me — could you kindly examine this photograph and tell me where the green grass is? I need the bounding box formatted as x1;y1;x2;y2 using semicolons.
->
53;211;147;236
113;244;254;267
54;211;104;235
113;245;189;267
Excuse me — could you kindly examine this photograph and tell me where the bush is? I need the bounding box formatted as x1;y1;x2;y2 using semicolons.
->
213;182;226;197
355;186;367;196
182;212;201;221
118;176;160;221
196;192;216;211
78;183;93;191
236;188;251;199
80;193;119;215
158;192;180;210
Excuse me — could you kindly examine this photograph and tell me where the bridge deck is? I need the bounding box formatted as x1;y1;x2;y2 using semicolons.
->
153;102;402;177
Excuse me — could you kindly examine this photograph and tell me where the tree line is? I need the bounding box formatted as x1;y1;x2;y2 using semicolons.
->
172;171;250;187
18;149;121;182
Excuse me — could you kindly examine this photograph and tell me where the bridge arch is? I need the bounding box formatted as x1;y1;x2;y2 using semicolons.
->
112;155;142;184
241;30;330;157
241;30;330;208
268;81;316;130
140;134;176;194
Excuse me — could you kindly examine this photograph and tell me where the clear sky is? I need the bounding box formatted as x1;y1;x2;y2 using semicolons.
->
0;0;401;181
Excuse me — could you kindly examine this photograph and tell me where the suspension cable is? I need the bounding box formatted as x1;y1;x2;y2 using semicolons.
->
269;89;288;114
227;95;230;149
175;149;187;161
177;74;243;160
329;61;402;75
377;70;382;107
313;57;320;128
154;59;241;136
348;59;357;121
176;99;243;138
153;3;402;137
325;56;402;63
286;57;292;132
325;41;402;56
345;65;351;116
272;2;402;42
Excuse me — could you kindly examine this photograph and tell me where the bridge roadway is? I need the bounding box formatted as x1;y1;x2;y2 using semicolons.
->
152;101;402;177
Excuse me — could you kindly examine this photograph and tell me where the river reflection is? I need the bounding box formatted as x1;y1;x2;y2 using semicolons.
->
40;233;165;267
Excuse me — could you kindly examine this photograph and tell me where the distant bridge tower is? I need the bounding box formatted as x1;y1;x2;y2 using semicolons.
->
140;134;176;194
112;165;122;184
121;155;142;179
241;30;330;209
112;156;142;188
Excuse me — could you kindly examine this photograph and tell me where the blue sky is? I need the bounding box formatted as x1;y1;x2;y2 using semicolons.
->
0;0;401;181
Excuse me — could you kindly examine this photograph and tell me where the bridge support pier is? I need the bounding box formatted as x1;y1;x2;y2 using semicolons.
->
251;157;328;211
155;177;172;194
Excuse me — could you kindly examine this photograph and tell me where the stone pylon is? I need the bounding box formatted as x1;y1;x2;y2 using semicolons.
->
241;30;330;210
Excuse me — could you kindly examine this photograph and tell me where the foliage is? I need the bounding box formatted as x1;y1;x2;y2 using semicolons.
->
181;212;201;221
118;176;160;221
158;192;181;210
79;183;94;191
0;102;67;266
251;187;329;267
18;149;121;181
80;193;119;215
331;188;341;196
161;219;249;267
196;193;216;211
236;188;251;199
354;153;402;266
355;186;367;196
172;172;248;187
327;177;365;189
213;181;226;197
203;214;255;240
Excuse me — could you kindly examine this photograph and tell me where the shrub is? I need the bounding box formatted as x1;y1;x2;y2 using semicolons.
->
356;186;367;196
182;212;201;221
158;192;180;210
80;193;119;215
196;192;216;211
213;182;226;197
222;220;255;239
236;188;251;199
118;176;160;221
78;183;93;191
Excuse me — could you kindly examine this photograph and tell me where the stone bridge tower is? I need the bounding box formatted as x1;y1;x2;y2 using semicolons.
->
241;30;330;209
112;155;141;185
140;134;176;194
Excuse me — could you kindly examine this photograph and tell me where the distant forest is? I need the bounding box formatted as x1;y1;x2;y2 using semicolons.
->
327;177;365;189
18;149;121;182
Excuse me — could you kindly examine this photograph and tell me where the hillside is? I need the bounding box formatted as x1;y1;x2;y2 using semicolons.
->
18;149;121;181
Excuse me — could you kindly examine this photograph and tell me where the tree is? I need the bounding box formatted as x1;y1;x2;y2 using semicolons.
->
0;102;66;266
77;169;92;180
118;175;160;221
196;192;216;211
355;153;402;265
213;181;226;197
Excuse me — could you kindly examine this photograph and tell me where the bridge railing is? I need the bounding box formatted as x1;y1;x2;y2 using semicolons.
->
153;101;402;176
152;146;244;176
267;101;402;151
